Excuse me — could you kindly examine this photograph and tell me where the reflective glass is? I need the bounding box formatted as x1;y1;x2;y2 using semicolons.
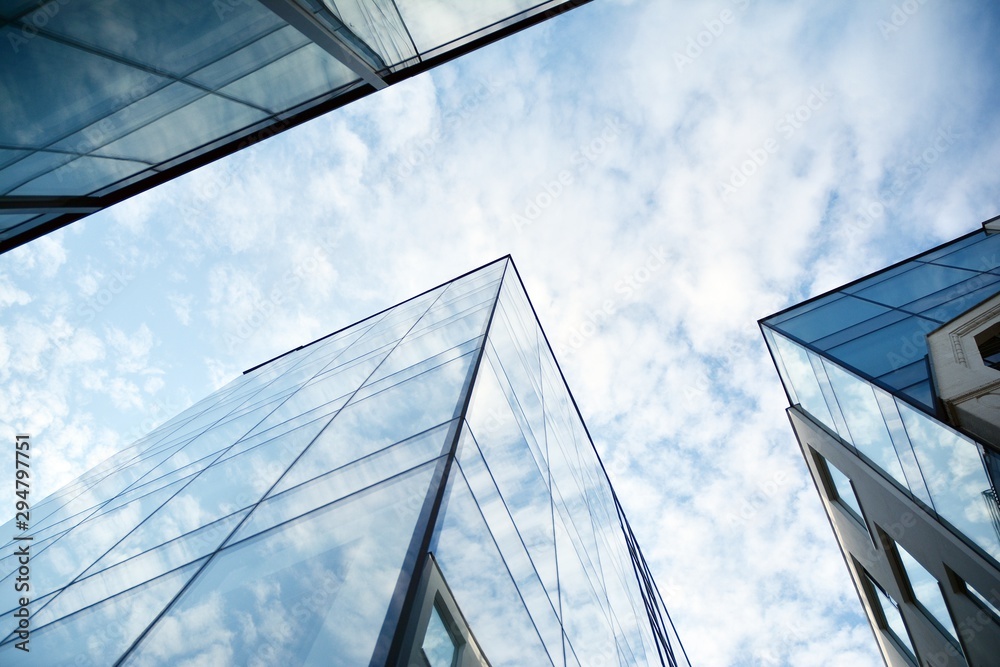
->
38;0;282;77
897;402;1000;560
896;543;961;644
94;93;269;163
397;0;539;55
826;314;939;381
0;560;205;663
455;427;562;656
431;467;558;666
867;575;916;659
237;425;451;541
778;295;890;344
824;459;864;521
219;44;358;112
272;352;473;492
0;31;163;148
822;360;906;484
120;463;436;667
770;332;834;431
422;603;459;667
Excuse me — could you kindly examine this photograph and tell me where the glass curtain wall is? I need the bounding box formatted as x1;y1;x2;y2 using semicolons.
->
0;0;592;252
761;229;1000;568
0;257;687;666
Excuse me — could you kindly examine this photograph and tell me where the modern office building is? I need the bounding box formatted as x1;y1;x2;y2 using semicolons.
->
0;257;689;666
761;216;1000;666
0;0;591;254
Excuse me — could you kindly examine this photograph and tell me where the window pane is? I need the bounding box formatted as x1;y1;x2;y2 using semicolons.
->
896;543;960;643
422;604;458;667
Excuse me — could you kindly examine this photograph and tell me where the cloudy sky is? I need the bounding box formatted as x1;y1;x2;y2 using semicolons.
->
4;1;1000;665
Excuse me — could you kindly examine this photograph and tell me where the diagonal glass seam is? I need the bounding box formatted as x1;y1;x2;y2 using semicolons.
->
450;460;559;667
376;259;509;666
257;0;388;89
459;420;563;624
112;272;456;667
504;259;689;667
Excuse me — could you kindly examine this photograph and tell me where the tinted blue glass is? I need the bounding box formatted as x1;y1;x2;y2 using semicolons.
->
903;273;1000;320
38;0;282;77
854;263;979;308
0;31;163;147
777;296;890;344
826;314;939;379
219;44;358;112
93;94;269;164
10;157;148;197
928;232;1000;272
921;279;1000;323
812;310;908;350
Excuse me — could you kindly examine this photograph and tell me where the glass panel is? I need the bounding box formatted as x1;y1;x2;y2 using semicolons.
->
778;295;890;344
898;400;1000;561
822;360;907;484
119;463;436;667
37;0;282;77
0;560;205;663
0;31;165;147
188;25;309;88
430;467;558;666
455;427;562;656
770;333;835;431
92;428;313;570
464;360;558;606
236;423;452;541
93;94;268;163
855;263;979;307
396;0;538;55
896;543;961;644
825;458;864;520
929;233;1000;272
39;510;250;629
272;352;473;493
868;575;916;659
218;44;358;112
422;603;459;667
826;314;938;380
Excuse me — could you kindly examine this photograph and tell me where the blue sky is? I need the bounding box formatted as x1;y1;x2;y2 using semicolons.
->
3;1;1000;664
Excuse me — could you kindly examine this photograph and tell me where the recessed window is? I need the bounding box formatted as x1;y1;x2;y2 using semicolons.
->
974;323;1000;370
894;543;962;649
866;573;916;663
964;579;1000;624
819;454;866;526
421;601;459;667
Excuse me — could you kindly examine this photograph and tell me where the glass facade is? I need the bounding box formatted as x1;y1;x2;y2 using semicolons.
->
761;229;1000;567
0;257;687;666
0;0;592;253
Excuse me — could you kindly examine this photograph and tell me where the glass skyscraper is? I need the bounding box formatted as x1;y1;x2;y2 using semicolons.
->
0;257;688;666
0;0;591;253
761;216;1000;666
